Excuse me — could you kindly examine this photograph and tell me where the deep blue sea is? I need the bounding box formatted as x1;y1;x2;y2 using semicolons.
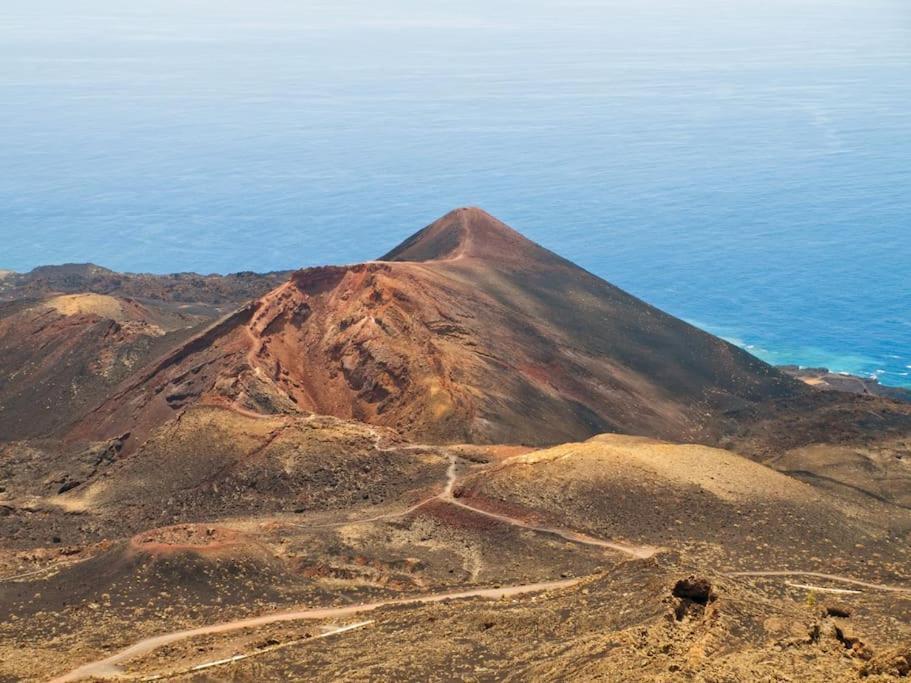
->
2;1;909;386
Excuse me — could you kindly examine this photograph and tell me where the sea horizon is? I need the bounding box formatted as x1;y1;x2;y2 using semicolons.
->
3;0;909;387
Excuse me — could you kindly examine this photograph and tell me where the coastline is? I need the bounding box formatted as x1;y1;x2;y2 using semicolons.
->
779;365;911;404
692;319;911;392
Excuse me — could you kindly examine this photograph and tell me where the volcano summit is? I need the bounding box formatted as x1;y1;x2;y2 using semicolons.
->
77;207;798;448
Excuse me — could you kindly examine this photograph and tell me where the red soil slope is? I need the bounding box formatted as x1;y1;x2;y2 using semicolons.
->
74;208;798;447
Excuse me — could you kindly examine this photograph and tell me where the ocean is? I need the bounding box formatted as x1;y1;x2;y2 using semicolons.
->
1;1;909;386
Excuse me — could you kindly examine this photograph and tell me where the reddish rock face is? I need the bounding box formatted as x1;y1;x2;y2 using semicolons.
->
69;207;801;448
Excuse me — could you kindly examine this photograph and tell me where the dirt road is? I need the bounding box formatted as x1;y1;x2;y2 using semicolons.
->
49;578;582;683
727;570;911;593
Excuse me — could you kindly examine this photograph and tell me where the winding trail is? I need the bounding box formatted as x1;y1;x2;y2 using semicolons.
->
288;456;453;531
47;453;651;681
223;402;286;422
726;571;911;594
286;491;440;532
439;457;657;559
287;453;657;560
446;496;658;559
0;557;91;583
784;582;862;595
49;578;582;683
139;620;375;681
36;422;911;681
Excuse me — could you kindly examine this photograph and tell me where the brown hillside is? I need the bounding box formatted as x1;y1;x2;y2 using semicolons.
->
74;208;799;447
0;294;212;440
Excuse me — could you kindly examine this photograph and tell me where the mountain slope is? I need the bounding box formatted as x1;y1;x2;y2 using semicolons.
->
74;208;799;447
0;265;292;441
0;294;210;440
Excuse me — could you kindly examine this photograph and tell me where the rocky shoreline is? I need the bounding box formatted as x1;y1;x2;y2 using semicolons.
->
780;365;911;404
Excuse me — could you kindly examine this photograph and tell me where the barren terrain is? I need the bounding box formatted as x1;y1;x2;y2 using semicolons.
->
2;209;911;681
